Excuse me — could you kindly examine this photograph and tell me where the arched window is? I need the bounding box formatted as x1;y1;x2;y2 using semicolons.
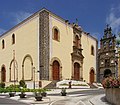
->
105;59;110;67
54;28;58;40
103;41;106;49
91;45;94;55
109;40;112;47
52;27;60;41
2;39;5;49
12;34;15;44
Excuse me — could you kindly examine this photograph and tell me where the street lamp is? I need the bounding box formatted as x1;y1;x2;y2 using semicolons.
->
0;71;2;82
33;67;36;89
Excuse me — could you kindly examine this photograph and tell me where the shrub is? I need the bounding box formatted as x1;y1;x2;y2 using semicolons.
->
6;84;20;92
72;84;88;86
19;80;27;88
5;87;14;92
0;88;5;93
61;88;66;93
60;83;68;86
61;88;67;96
60;83;88;86
0;82;5;88
102;76;120;88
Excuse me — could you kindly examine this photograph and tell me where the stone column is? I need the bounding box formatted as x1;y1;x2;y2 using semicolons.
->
39;10;49;80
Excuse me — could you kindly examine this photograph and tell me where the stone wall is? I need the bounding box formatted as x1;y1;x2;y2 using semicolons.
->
105;88;120;105
39;10;49;80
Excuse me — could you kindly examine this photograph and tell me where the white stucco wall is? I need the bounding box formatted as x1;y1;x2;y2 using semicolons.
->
49;15;73;80
0;15;39;82
81;33;97;83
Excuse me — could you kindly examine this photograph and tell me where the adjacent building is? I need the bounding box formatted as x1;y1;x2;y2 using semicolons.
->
97;25;116;82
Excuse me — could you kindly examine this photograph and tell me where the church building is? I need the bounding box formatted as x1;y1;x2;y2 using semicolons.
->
0;8;97;87
97;25;116;82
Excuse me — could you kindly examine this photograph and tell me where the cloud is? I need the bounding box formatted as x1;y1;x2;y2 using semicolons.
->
10;11;32;25
0;11;32;36
106;5;120;35
0;28;6;35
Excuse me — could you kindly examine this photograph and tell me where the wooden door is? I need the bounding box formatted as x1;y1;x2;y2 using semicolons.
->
52;61;60;80
1;67;6;82
90;70;94;83
74;63;80;80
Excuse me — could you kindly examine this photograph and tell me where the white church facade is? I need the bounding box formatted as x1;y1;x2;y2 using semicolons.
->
0;8;98;86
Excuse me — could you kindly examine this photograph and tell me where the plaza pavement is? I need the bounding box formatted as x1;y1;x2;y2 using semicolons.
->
89;94;111;105
0;88;111;105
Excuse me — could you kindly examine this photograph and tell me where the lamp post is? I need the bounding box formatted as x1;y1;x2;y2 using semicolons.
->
33;67;36;89
13;50;15;86
0;71;2;82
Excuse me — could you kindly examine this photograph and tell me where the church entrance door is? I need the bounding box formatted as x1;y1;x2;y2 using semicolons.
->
90;70;94;83
74;63;80;80
52;60;60;80
1;66;6;82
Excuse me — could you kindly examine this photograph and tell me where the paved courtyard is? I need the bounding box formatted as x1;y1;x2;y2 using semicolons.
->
0;88;111;105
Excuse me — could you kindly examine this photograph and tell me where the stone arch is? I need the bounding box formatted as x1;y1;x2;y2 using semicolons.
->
1;65;6;82
52;26;60;41
9;59;18;82
50;57;62;80
104;69;112;78
89;68;95;83
22;54;33;80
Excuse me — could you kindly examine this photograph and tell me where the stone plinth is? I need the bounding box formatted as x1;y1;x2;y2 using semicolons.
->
105;88;120;105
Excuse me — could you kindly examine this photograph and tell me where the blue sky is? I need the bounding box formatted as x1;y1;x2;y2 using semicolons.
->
0;0;120;44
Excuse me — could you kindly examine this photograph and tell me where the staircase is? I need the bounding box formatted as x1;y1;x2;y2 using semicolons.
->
88;83;98;88
44;80;58;89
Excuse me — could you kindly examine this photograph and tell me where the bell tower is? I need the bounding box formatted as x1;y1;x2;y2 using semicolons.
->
98;25;116;82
